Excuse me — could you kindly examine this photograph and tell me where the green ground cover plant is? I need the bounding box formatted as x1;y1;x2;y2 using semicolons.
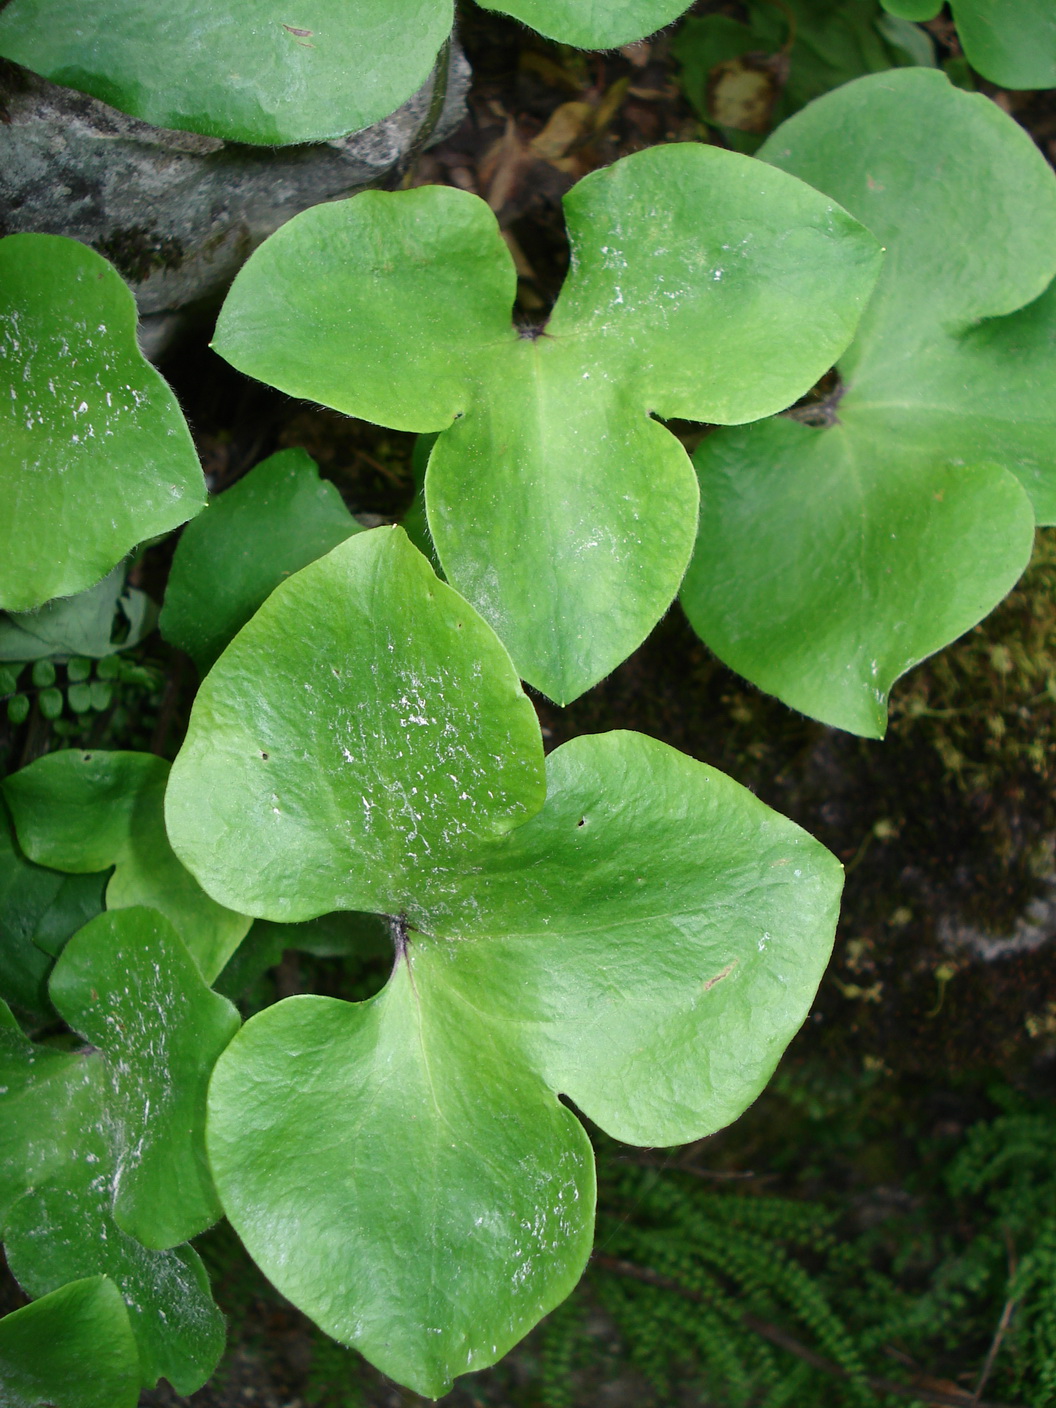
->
214;141;881;704
2;8;1056;1404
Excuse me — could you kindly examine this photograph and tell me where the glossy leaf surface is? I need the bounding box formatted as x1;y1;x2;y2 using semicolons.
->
168;528;843;1395
0;1276;139;1408
0;0;691;147
161;449;361;673
0;911;230;1393
682;70;1055;737
214;145;882;703
3;751;251;981
167;528;547;923
881;0;1056;88
0;0;452;146
0;236;204;613
49;908;240;1248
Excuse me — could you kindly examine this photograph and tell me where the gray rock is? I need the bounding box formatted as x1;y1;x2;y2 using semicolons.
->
0;46;469;356
939;855;1056;961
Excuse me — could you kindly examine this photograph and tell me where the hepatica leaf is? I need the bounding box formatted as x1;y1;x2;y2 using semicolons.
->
0;235;204;614
0;0;453;146
0;909;234;1391
486;0;692;49
161;448;362;674
0;1276;140;1408
0;0;689;147
2;751;251;981
166;527;843;1396
213;143;882;705
682;69;1056;738
881;0;1056;88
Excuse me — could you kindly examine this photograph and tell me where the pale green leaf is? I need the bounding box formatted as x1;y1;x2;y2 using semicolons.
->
0;236;204;614
213;189;516;433
682;69;1056;736
166;527;547;923
488;0;691;48
3;751;251;981
0;566;156;663
421;730;842;1147
208;965;596;1398
0;1276;139;1408
160;448;362;673
172;530;843;1394
214;148;881;702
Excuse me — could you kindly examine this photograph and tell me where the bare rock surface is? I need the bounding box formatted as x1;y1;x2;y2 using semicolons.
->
0;48;470;354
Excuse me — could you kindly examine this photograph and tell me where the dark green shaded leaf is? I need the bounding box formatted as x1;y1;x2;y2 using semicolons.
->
0;913;232;1391
0;1276;139;1408
6;695;29;726
881;0;1056;87
673;0;933;137
160;448;361;673
3;751;251;981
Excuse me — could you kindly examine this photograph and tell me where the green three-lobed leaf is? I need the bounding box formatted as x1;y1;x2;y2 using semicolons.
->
681;69;1056;737
0;235;204;614
0;0;695;147
0;908;235;1393
214;143;882;704
167;527;842;1396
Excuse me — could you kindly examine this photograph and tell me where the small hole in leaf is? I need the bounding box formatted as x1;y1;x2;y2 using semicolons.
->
261;752;270;760
577;817;586;827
